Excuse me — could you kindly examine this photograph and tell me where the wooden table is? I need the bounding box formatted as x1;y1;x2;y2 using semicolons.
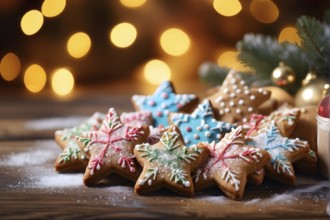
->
0;82;329;219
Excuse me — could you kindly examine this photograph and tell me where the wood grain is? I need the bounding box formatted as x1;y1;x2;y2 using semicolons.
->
0;140;329;219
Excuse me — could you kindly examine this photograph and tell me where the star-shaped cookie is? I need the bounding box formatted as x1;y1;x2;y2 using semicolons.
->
247;121;309;185
55;112;105;150
134;125;210;197
54;112;104;172
207;70;271;124
76;108;149;186
169;99;236;146
132;81;198;127
193;126;270;200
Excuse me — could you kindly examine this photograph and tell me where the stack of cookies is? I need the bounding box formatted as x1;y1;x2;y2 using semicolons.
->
54;70;317;200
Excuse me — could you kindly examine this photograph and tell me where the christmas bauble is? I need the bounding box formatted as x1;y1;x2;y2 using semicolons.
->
295;79;329;107
271;62;296;86
318;95;330;118
301;71;317;86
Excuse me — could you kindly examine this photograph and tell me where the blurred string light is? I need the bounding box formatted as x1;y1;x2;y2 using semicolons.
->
160;28;190;56
144;59;171;85
250;0;279;24
110;22;137;48
20;10;44;35
24;64;47;93
41;0;66;18
119;0;147;8
278;27;301;45
0;53;21;81
51;68;74;96
213;0;242;17
217;51;249;72
67;32;91;58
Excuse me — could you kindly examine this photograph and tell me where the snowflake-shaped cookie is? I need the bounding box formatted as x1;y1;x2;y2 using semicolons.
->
193;126;270;200
134;125;209;197
169;99;235;146
207;70;271;124
76;108;149;186
247;121;309;185
132;81;198;127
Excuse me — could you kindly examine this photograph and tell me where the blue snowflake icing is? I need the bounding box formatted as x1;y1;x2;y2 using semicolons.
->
132;81;197;127
170;100;236;146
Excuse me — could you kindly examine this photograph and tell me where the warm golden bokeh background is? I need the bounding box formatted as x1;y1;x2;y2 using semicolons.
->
0;0;329;98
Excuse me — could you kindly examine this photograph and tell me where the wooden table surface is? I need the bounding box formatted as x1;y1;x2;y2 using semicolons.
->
0;82;329;219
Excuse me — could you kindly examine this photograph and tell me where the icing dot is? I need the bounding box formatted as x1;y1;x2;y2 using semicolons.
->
236;109;241;114
205;131;211;138
230;78;236;84
148;179;152;186
244;90;250;95
238;100;244;105
211;119;216;123
184;181;190;187
223;88;229;94
248;107;253;112
263;90;268;95
220;102;225;107
219;110;224;115
233;85;238;90
215;96;223;103
225;108;230;113
230;93;236;98
148;100;155;106
229;101;235;107
244;86;249;90
196;126;202;131
250;95;256;100
240;81;245;85
242;118;248;123
236;89;241;94
185;138;190;145
177;103;182;109
186;126;192;132
164;110;170;116
81;155;86;160
216;134;221;139
204;124;210;129
156;111;163;117
194;134;200;139
258;88;263;93
161;92;169;99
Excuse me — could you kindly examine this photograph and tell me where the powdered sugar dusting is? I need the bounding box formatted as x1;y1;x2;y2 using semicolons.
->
35;173;84;188
0;149;55;166
25;116;87;130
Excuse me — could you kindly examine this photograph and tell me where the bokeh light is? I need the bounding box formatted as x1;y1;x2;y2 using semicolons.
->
67;32;91;58
250;0;279;24
160;28;190;56
144;59;171;85
217;51;249;72
41;0;66;18
0;53;21;81
120;0;147;8
24;64;47;93
213;0;242;17
20;10;44;35
51;68;74;96
110;22;137;48
278;27;301;45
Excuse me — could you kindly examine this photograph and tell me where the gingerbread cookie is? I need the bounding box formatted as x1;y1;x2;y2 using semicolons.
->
134;125;210;197
132;81;199;127
169;99;235;146
55;112;104;150
207;70;271;124
247;121;309;185
76;108;149;186
193;126;270;200
294;149;318;175
120;111;153;127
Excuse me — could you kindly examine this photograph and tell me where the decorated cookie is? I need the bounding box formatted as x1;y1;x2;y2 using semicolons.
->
76;108;149;186
294;149;318;175
146;126;167;145
247;121;309;185
55;112;105;150
132;81;199;127
169;99;236;146
290;106;317;151
134;125;210;197
207;70;271;124
54;139;89;172
193;126;270;200
120;111;153;127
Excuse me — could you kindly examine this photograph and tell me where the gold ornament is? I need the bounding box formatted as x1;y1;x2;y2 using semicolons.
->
271;62;296;86
295;78;329;107
301;70;318;86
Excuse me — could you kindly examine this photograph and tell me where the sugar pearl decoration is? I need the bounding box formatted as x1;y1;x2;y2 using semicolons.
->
229;101;235;107
205;131;211;138
194;134;200;139
238;100;244;105
250;95;256;100
196;126;202;131
225;108;230;113
248;107;253;112
236;109;241;114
